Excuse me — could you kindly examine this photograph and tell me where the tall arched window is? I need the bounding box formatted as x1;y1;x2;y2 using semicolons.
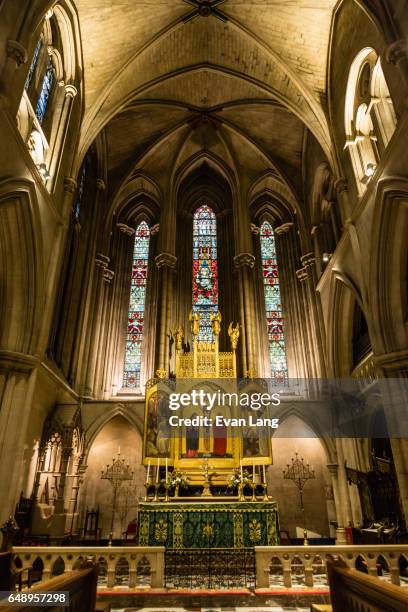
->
123;221;150;389
35;56;56;124
260;221;288;381
192;205;218;341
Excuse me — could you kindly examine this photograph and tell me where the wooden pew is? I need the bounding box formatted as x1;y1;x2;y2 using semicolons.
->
0;565;98;612
326;556;408;612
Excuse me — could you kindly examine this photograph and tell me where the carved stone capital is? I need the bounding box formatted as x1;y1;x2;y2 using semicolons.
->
386;39;408;66
334;177;348;196
64;83;78;99
117;223;135;237
103;269;115;283
234;253;255;269
155;252;177;269
150;223;160;235
300;252;315;267
96;178;106;191
296;267;308;282
7;40;28;67
95;254;110;269
326;463;339;477
275;222;294;235
63;177;77;194
250;223;260;235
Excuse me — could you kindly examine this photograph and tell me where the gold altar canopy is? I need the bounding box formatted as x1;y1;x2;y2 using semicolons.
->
142;311;273;487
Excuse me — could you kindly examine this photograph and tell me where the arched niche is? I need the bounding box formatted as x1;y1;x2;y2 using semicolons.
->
268;415;334;540
79;415;144;539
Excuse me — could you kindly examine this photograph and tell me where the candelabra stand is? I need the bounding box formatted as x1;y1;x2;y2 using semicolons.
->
101;449;134;544
238;482;245;501
283;453;315;545
250;481;257;502
262;481;269;501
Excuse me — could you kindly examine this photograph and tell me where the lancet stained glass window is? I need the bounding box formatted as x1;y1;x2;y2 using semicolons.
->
260;221;288;381
123;221;150;389
192;205;218;341
25;39;43;92
35;57;55;124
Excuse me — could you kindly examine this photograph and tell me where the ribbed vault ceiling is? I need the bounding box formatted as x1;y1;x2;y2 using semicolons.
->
73;0;342;200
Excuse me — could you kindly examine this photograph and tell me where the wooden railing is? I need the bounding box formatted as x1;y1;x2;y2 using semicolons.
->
12;546;165;589
0;566;98;612
255;545;408;589
327;556;408;612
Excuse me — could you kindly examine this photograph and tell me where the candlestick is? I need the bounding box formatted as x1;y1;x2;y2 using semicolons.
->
252;460;255;482
262;464;266;483
165;457;168;482
156;458;160;483
240;461;243;480
146;460;151;483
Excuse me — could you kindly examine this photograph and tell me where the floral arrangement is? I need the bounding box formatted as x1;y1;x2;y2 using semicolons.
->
228;469;251;489
167;470;188;489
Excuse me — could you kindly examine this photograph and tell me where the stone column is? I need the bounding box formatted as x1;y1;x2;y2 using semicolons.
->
233;253;257;376
82;253;110;398
334;177;351;223
48;83;78;190
155;253;177;374
275;222;308;378
296;267;318;378
94;267;114;398
299;253;327;377
326;463;347;545
0;356;38;525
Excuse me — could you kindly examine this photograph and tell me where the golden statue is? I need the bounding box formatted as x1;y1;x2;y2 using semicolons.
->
189;310;200;337
228;322;240;350
210;311;222;336
172;325;184;351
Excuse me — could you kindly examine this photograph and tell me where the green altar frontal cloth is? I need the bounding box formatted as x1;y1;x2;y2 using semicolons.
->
137;501;280;548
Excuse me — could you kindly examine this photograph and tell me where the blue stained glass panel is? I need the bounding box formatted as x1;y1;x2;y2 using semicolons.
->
192;204;218;341
123;221;150;389
25;39;43;91
35;57;55;124
260;221;288;382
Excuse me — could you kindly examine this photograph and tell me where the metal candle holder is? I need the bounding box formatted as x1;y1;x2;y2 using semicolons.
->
283;453;315;545
101;449;134;544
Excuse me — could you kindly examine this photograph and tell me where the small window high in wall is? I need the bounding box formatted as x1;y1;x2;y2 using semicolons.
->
122;222;150;390
260;221;288;382
345;48;396;195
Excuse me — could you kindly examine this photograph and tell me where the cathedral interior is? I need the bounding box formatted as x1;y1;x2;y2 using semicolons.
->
1;0;408;610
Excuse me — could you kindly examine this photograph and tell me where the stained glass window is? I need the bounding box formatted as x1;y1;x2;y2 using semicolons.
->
123;221;150;389
192;205;218;341
35;57;55;124
25;39;43;91
74;163;86;221
260;221;288;381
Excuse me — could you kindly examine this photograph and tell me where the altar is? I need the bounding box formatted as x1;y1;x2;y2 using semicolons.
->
139;311;280;551
137;499;279;549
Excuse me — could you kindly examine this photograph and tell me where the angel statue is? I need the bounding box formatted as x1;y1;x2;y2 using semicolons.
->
210;311;222;336
189;310;200;337
172;325;184;351
228;322;240;350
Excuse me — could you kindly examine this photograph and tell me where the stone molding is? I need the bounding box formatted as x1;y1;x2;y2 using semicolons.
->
7;40;28;67
326;463;339;477
0;351;39;374
275;222;294;235
96;178;106;191
234;252;255;269
64;84;78;99
334;177;348;196
296;267;308;282
150;223;160;235
386;39;408;66
63;177;77;194
117;223;135;236
250;223;260;235
155;252;177;269
103;269;115;283
300;252;315;267
95;254;110;269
